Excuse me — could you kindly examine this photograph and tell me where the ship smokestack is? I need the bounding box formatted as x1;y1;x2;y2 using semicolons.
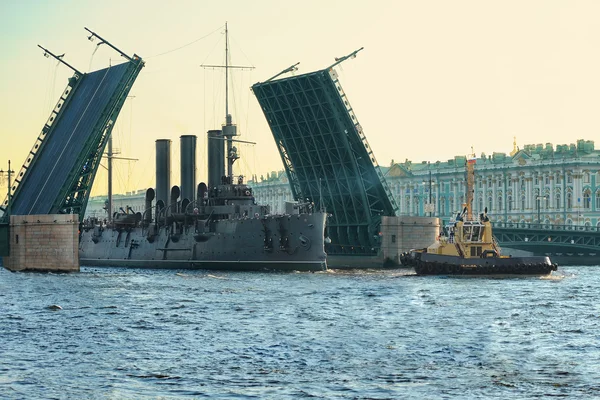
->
155;139;172;212
207;130;224;189
144;188;155;224
170;185;180;214
180;135;197;203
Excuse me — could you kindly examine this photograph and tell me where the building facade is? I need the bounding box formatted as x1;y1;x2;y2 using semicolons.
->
87;139;600;229
250;139;600;229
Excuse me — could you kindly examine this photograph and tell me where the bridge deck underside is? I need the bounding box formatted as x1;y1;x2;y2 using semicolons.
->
253;70;396;253
10;63;131;216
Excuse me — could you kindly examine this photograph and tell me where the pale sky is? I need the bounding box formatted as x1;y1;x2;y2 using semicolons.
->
1;0;600;196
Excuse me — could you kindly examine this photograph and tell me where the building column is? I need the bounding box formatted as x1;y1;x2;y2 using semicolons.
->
573;169;583;225
408;185;415;215
525;174;533;216
492;174;497;212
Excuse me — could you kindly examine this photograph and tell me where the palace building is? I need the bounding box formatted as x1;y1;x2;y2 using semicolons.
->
249;139;600;229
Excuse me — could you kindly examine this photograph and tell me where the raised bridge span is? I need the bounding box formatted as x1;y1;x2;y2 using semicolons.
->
0;36;143;223
252;52;398;256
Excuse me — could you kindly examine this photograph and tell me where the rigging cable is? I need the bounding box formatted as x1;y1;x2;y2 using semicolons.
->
146;25;224;59
88;44;100;72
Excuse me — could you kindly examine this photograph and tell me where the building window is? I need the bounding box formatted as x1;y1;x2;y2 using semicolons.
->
391;235;396;243
567;174;573;184
507;195;513;211
596;190;600;209
545;176;549;185
556;193;561;209
567;192;572;209
521;195;526;210
534;175;539;185
498;196;503;212
584;189;591;209
584;173;590;184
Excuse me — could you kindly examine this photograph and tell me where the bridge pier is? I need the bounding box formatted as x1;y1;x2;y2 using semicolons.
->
2;215;79;272
381;216;440;266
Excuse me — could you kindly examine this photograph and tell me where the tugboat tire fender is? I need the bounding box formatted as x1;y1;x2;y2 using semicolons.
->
481;249;498;258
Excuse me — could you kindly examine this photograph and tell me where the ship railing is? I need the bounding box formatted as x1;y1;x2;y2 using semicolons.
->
492;235;502;254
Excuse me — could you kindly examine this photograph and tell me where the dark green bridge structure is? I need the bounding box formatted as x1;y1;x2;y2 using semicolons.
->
252;50;399;256
493;223;600;265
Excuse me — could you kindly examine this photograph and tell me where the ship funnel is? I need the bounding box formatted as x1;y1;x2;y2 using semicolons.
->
198;182;208;202
144;188;155;224
170;185;180;214
155;139;172;212
180;135;197;203
207;130;224;189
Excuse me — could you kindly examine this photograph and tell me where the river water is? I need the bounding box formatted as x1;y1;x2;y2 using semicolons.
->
1;265;598;399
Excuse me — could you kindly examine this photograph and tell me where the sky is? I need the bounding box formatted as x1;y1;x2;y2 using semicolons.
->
2;0;600;196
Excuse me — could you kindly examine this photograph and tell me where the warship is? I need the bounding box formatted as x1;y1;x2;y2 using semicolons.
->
79;25;327;272
400;153;558;276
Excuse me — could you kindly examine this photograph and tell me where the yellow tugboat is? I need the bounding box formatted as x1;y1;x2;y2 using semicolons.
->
400;153;558;276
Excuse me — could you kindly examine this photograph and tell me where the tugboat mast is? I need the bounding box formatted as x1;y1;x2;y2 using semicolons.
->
465;148;476;221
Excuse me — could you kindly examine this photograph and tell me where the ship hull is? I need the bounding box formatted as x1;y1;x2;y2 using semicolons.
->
80;258;326;272
80;213;328;272
401;251;557;276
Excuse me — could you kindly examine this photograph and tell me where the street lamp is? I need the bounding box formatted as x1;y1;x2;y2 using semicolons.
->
422;165;434;217
0;160;15;220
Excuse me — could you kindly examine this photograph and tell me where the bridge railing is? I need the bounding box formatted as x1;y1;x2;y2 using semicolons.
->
491;222;600;232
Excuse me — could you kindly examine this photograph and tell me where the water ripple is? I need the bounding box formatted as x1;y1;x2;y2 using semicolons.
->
1;266;599;398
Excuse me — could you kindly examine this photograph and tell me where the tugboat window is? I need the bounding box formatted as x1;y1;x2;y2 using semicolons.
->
463;226;472;241
472;226;480;241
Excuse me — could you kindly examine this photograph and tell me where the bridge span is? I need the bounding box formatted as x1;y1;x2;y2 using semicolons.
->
493;222;600;265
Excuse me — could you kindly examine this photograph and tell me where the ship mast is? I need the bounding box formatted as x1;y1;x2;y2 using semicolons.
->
223;22;236;180
201;23;254;182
